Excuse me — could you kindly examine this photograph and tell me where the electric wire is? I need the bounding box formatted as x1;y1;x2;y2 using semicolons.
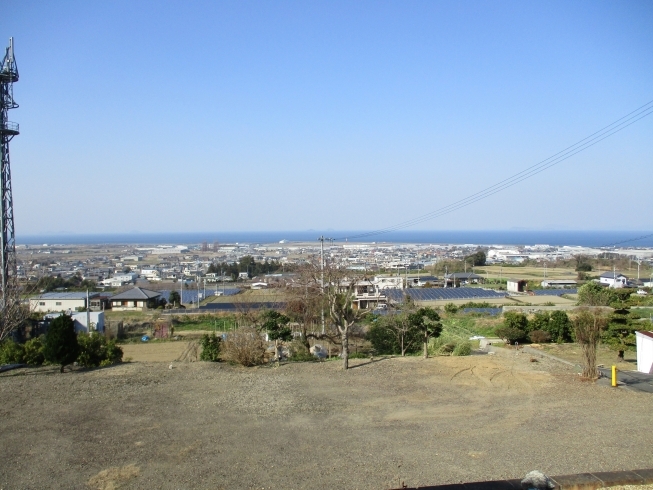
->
330;100;653;242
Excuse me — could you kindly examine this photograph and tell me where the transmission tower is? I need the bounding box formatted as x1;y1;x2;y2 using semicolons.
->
0;37;19;305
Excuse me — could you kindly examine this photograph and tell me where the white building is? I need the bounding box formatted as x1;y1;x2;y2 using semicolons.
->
140;268;162;281
635;331;653;374
372;276;404;290
101;272;138;287
599;271;628;288
30;292;100;313
44;311;105;333
541;279;577;288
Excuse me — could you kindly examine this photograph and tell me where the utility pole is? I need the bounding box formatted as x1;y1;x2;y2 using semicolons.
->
317;236;334;335
86;288;91;333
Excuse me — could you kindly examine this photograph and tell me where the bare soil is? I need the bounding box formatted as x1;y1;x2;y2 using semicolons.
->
2;349;653;490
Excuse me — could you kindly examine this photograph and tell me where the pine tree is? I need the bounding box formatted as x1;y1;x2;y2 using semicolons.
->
43;315;80;373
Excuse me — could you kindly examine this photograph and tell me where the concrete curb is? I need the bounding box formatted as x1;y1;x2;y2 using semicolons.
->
390;467;653;490
483;344;579;369
520;346;579;368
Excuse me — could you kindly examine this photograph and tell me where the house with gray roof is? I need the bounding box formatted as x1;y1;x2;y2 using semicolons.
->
110;287;162;311
30;292;100;313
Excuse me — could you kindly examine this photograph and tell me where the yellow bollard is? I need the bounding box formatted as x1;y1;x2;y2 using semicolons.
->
612;365;617;387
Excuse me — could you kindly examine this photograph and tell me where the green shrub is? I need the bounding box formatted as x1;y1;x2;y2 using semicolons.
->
547;310;572;343
349;352;368;359
0;339;24;364
288;340;315;362
77;333;123;368
452;341;472;356
22;336;45;366
428;333;468;356
503;311;529;331
199;333;221;362
444;303;459;314
366;323;399;355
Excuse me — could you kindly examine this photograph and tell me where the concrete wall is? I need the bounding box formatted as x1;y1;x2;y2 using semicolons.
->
636;332;653;374
30;298;86;312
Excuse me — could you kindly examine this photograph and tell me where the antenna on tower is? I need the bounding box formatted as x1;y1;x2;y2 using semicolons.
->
0;37;20;335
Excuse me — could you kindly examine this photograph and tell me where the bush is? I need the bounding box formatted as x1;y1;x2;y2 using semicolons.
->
529;312;550;333
349;352;368;359
0;339;24;364
428;333;468;356
444;303;459;314
199;333;221;362
452;341;472;356
503;311;529;331
43;315;80;373
366;323;399;355
221;326;266;366
528;329;551;343
77;333;123;368
288;340;315;362
23;337;45;365
494;326;526;344
547;310;572;343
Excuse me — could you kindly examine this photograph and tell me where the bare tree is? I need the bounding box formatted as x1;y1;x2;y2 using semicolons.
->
0;275;30;343
328;278;367;370
284;259;324;351
571;308;608;379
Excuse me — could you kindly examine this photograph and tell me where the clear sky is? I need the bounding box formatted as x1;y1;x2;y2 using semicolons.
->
3;0;653;235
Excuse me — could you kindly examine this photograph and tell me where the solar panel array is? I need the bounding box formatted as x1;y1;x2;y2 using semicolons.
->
159;289;240;304
533;289;577;296
385;288;506;302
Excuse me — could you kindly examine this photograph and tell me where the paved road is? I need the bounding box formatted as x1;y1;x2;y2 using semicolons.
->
599;367;653;393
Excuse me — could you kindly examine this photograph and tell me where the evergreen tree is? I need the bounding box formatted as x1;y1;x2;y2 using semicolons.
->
43;315;80;373
602;307;638;360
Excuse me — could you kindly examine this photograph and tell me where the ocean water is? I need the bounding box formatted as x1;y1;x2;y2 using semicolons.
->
15;230;653;247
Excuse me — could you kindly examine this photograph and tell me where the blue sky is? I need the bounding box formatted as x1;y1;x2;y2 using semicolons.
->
3;0;653;235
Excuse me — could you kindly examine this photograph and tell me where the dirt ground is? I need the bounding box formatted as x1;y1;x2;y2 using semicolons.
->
2;350;653;490
121;341;194;363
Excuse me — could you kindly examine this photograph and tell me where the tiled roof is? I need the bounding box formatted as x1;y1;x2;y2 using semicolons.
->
110;287;161;301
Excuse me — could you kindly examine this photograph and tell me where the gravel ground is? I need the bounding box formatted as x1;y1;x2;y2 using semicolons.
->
1;349;653;490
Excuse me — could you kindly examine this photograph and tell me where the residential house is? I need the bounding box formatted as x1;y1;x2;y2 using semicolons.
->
599;271;628;288
110;287;162;311
445;272;482;287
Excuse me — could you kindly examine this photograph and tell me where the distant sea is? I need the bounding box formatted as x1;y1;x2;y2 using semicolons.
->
15;230;653;247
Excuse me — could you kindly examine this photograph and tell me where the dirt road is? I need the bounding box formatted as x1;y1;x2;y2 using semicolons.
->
2;350;652;489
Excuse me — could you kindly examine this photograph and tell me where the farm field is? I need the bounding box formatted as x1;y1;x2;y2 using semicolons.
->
2;350;653;489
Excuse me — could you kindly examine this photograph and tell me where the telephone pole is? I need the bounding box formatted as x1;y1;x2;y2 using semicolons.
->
318;236;332;335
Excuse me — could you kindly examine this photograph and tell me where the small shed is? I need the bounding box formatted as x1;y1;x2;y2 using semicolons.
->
507;279;527;293
635;331;653;374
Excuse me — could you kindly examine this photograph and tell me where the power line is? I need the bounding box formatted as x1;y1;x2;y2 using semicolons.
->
334;99;653;241
600;232;653;248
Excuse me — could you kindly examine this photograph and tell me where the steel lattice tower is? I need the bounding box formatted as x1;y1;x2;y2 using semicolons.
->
0;38;19;305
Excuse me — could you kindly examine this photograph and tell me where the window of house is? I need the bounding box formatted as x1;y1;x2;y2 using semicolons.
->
39;302;45;306
56;302;62;306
